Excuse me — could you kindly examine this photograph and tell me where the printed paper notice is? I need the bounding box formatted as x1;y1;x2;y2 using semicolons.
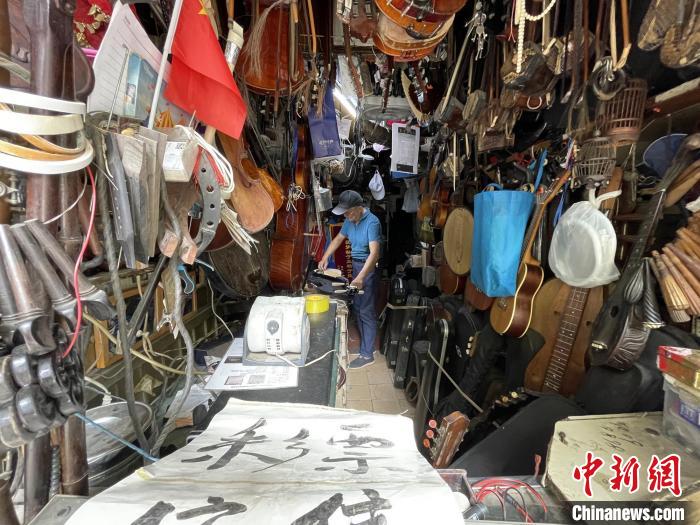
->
390;123;420;175
205;339;299;391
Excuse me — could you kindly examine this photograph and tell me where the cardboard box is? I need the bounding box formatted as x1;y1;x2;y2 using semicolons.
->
657;346;700;392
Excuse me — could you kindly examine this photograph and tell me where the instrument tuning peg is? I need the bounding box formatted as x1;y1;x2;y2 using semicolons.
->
425;429;435;439
428;419;437;429
422;438;431;449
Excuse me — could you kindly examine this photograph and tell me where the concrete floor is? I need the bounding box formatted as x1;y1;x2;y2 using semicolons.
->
346;322;416;418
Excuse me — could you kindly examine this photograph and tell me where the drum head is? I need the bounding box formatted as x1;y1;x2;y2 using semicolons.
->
443;207;474;276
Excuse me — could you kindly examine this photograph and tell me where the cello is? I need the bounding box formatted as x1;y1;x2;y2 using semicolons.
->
269;124;310;291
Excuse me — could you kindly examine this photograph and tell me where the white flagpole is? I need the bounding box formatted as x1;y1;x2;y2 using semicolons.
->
147;0;185;129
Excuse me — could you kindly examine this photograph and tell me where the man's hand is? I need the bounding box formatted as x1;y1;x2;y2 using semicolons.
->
318;257;329;271
350;276;364;290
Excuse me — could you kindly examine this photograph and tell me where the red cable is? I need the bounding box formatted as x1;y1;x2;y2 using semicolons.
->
63;165;97;358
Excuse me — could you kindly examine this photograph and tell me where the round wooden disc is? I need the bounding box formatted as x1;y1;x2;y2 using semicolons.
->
443;207;473;276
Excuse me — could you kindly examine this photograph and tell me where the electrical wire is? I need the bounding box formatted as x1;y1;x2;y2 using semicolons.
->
75;412;158;463
63;165;96;358
82;312;206;377
273;349;336;368
207;278;234;340
43;174;87;225
427;346;483;414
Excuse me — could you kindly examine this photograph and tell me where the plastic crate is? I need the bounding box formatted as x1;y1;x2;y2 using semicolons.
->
662;373;700;456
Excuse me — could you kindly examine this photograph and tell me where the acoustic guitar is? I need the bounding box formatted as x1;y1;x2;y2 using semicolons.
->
526;282;603;396
421;411;469;468
490;171;571;338
525;167;622;395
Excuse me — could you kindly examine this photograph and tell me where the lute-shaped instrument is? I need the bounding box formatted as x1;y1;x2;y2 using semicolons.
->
589;134;700;370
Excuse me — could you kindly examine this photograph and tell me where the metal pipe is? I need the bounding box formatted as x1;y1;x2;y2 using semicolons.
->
60;418;89;495
58;174;83;259
23;433;52;523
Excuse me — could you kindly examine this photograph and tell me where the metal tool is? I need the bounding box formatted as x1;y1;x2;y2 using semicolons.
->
11;224;78;328
0;225;55;355
24;219;115;320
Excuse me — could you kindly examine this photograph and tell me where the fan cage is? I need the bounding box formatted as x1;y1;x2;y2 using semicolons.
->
598;79;648;146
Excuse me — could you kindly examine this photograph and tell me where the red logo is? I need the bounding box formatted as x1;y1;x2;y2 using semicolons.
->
648;454;681;497
610;454;640;493
573;452;605;498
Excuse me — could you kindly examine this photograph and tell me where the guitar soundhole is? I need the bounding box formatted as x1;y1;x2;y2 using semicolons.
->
610;306;619;318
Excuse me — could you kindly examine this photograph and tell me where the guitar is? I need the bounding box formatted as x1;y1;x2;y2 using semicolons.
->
490;171;571;338
589;134;700;369
525;167;622;394
526;282;603;395
421;411;469;468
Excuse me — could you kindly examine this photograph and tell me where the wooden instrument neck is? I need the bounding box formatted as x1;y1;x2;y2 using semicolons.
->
542;286;590;392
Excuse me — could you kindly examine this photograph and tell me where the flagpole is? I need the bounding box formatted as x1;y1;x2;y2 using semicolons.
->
147;0;185;129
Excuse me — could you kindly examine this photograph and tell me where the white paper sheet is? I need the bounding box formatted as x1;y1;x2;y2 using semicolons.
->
67;400;464;525
205;339;299;391
390;123;420;175
87;2;165;115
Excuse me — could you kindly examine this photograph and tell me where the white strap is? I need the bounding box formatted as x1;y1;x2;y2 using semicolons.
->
0;86;86;115
0;140;94;175
0;109;83;136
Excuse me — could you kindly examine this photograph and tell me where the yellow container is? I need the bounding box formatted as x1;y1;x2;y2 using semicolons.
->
305;294;330;314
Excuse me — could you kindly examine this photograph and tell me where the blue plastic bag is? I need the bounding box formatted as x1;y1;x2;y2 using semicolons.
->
470;186;534;297
308;87;342;159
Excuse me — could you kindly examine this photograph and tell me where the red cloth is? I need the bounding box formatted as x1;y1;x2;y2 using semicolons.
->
164;0;246;138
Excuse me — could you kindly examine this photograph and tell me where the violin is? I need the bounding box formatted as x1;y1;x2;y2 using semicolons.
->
374;0;465;38
240;1;304;96
217;133;275;234
373;13;454;62
269;124;310;291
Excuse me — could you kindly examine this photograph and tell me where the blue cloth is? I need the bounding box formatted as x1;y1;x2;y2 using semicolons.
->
340;209;381;260
352;260;378;359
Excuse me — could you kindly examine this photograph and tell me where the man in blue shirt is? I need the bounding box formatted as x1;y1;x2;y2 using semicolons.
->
319;190;381;369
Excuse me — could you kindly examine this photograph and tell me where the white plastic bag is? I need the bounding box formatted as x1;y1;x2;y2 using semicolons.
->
548;201;620;288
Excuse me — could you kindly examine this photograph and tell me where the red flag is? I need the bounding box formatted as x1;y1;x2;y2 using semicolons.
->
164;0;246;138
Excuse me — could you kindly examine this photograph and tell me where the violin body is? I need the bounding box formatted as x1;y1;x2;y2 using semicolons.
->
218;133;275;234
431;183;451;229
240;3;304;95
375;0;448;38
373;13;454;62
269;126;310;291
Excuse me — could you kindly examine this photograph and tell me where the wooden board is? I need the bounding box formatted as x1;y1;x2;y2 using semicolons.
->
443;207;473;276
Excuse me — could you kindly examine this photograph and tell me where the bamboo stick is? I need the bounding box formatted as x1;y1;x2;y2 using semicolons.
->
667;243;700;281
650;256;691;323
659;252;700;315
677;229;700;258
663;246;700;298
